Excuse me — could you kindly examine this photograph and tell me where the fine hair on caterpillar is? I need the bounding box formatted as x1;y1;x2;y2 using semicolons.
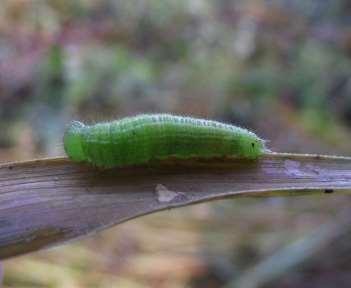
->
64;114;268;168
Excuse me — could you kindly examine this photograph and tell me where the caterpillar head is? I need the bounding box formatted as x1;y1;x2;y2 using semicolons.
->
64;121;85;161
239;131;268;158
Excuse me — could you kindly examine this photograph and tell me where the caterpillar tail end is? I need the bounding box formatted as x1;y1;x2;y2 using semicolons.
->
63;121;86;162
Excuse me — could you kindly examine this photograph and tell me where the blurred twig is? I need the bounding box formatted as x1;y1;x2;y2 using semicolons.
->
0;153;351;260
0;263;2;287
230;208;351;288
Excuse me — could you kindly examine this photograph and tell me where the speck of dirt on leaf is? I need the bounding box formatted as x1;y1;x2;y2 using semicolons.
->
155;184;185;203
324;189;334;194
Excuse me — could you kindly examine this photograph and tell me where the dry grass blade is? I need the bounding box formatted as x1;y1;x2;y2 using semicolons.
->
0;153;351;260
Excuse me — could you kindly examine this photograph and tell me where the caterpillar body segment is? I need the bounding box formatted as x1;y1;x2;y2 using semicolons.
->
64;114;267;168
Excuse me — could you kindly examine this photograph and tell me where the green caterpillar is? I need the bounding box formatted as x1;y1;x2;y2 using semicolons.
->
63;114;268;168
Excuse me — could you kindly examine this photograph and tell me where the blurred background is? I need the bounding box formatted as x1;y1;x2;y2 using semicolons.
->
1;0;351;287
